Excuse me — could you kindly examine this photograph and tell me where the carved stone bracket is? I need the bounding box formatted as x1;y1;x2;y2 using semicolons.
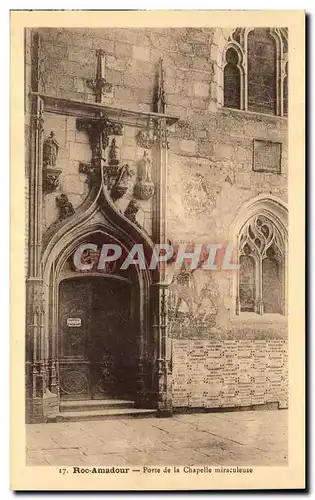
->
136;119;169;152
156;119;169;149
87;49;113;104
136;117;157;149
56;194;75;220
76;116;123;162
43;167;62;192
124;198;141;226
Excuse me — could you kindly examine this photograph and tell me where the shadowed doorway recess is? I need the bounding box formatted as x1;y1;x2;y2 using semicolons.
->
58;276;136;401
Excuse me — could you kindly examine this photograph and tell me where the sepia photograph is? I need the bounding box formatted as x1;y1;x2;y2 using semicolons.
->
10;9;305;491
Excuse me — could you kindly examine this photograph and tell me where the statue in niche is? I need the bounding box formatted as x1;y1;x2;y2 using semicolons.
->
138;150;152;183
43;131;59;167
107;138;120;178
134;151;155;201
111;163;135;201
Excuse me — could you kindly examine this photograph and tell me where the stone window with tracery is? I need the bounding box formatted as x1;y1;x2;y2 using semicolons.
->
237;215;286;315
223;28;288;116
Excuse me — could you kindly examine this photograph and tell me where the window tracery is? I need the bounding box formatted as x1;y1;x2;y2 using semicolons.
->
237;214;285;315
223;28;288;117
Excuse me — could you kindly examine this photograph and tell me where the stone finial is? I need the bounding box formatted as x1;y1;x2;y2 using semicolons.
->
87;49;113;103
156;58;166;114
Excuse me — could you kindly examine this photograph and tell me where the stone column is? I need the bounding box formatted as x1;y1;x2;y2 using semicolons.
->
26;32;58;421
155;284;173;416
151;111;173;416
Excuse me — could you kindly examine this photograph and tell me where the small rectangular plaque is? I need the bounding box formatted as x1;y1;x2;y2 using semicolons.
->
253;139;282;173
67;317;82;327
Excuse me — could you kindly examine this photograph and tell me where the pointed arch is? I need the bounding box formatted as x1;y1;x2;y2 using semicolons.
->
221;27;289;116
223;41;245;110
231;195;288;316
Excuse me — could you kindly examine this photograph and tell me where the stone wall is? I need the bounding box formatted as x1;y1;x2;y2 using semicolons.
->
172;339;288;409
24;28;32;276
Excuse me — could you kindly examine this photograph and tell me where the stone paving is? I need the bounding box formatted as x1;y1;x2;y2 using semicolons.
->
26;409;288;467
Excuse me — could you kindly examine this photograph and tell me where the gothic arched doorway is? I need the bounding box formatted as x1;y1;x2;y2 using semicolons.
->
41;223;152;413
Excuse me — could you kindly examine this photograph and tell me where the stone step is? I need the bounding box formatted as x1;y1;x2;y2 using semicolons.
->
60;399;135;412
48;407;157;423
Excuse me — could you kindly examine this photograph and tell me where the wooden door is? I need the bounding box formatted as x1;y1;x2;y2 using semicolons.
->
58;279;93;400
58;277;135;400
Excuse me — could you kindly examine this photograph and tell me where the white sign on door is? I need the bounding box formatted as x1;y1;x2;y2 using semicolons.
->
67;317;82;327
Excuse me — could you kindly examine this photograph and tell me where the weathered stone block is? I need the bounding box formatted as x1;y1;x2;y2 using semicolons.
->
167;94;191;108
179;139;197;155
41;40;69;60
68;46;92;64
69;141;91;162
194;81;210;98
92;38;115;54
114;41;133;59
114;85;134;102
73;78;87;94
132;45;150;62
61;174;86;195
167;105;187;121
195;129;207;139
192;98;207;110
58;75;75;93
215;142;235;160
193;56;214;72
207;100;218;112
106;55;128;72
128;59;155;77
123;72;154;90
197;140;214;158
132;87;153;105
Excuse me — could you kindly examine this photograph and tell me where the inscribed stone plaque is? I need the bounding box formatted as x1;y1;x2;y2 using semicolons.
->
253;139;282;173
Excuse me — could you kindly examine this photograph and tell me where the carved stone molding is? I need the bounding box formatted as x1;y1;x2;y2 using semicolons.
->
111;164;135;202
136;118;157;149
136;131;155;149
60;370;89;395
32;285;45;318
156;119;169;149
56;194;75;220
76;116;123;161
43;167;62;192
31;113;44;132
